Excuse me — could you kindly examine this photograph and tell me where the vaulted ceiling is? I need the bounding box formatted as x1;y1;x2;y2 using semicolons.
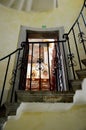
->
0;0;58;12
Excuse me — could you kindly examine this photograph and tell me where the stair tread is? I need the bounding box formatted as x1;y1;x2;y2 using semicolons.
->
69;80;82;91
16;90;74;95
70;79;82;83
16;90;74;103
81;59;86;66
76;69;86;72
4;102;20;116
76;69;86;79
0;116;7;124
5;102;20;107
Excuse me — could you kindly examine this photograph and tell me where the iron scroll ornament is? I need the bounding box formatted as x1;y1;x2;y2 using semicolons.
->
67;53;77;67
78;32;86;43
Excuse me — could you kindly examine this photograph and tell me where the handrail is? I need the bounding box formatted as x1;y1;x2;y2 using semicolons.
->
68;0;86;35
0;47;23;106
0;48;23;61
63;0;86;80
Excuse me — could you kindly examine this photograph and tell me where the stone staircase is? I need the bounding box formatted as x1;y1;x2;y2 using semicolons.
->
70;58;86;91
15;58;86;104
0;103;20;129
0;58;86;128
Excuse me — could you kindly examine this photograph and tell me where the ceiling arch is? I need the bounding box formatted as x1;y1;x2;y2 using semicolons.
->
0;0;58;12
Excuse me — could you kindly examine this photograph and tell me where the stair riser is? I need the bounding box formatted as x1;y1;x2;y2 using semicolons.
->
16;91;74;103
77;75;86;79
72;85;81;91
17;95;73;103
70;80;82;91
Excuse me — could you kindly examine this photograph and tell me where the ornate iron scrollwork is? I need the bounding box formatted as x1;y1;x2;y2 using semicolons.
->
78;32;86;43
68;53;77;67
9;57;22;85
63;33;69;40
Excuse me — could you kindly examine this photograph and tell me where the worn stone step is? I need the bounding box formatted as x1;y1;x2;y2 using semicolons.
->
0;105;7;128
4;102;20;116
70;80;82;91
0;105;6;117
0;116;7;129
16;90;74;103
81;59;86;66
76;69;86;79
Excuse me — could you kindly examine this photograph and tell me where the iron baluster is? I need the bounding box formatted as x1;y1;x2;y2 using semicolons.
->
78;32;86;42
80;12;86;27
54;42;59;91
47;43;51;90
67;53;77;67
63;34;76;79
0;56;11;106
61;41;70;90
30;43;34;91
10;49;21;103
72;28;82;70
39;44;42;90
77;21;86;54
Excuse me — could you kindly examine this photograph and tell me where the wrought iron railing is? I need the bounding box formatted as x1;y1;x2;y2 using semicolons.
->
0;48;23;106
63;0;86;80
20;40;67;92
0;0;86;106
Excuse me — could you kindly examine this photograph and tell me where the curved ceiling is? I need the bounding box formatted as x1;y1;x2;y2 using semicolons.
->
0;0;58;12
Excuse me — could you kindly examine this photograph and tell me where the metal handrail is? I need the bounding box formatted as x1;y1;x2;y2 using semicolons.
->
68;0;86;35
0;48;22;61
0;47;23;106
63;0;86;80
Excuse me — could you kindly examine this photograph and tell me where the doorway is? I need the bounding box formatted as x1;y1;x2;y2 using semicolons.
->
25;30;59;91
18;27;67;92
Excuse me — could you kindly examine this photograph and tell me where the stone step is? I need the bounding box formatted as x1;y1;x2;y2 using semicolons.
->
16;90;74;103
0;105;6;117
0;105;7;128
69;80;82;91
81;59;86;66
76;69;86;79
4;102;20;116
0;116;7;129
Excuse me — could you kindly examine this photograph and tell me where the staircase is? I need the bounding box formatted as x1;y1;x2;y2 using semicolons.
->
15;58;86;103
70;59;86;91
0;59;86;129
0;0;86;129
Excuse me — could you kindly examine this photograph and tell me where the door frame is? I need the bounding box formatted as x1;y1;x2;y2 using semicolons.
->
15;26;68;91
